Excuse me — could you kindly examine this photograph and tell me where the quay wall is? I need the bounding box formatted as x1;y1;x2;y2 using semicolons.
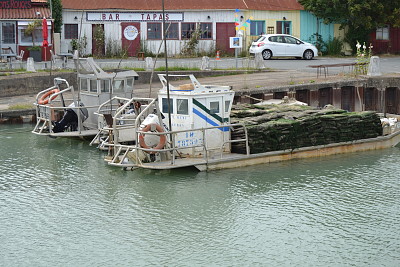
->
234;76;400;114
0;70;249;98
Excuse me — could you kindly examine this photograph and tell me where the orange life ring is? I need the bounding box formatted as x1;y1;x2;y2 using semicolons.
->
38;89;60;105
139;123;167;154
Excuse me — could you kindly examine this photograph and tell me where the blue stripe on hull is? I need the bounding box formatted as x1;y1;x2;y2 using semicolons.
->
193;108;229;132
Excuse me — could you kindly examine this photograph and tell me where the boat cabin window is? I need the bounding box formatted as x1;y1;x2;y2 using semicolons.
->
126;78;134;89
80;78;88;92
177;99;188;115
113;80;125;92
100;80;110;93
90;79;97;93
210;101;220;114
162;98;174;113
225;100;230;112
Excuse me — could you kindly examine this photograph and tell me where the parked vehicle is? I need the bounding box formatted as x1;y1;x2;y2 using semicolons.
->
249;34;318;60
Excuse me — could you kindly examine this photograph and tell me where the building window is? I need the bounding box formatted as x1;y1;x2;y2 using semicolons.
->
2;23;15;44
20;29;42;44
181;23;196;39
267;26;274;34
165;22;179;39
64;24;78;39
376;26;389;40
276;21;291;34
199;23;212;39
250;21;265;36
147;23;162;40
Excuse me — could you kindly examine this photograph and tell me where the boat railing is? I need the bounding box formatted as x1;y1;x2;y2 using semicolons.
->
33;78;110;135
91;96;158;148
107;123;249;168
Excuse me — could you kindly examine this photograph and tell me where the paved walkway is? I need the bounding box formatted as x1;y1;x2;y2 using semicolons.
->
0;69;341;111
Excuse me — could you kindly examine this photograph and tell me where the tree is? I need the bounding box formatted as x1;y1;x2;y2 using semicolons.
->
299;0;400;52
47;0;62;33
25;19;41;47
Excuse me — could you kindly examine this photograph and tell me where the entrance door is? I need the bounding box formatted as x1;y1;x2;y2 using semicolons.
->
216;23;235;55
92;24;105;56
121;22;141;57
1;22;16;53
341;86;355;111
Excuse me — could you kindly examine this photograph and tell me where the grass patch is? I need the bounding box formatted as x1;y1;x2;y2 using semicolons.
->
8;103;34;110
154;66;200;71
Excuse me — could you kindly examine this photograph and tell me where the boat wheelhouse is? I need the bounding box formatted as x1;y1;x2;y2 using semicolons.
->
32;57;138;138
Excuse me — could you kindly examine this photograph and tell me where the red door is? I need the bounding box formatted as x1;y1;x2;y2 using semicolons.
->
92;24;105;56
121;22;141;57
216;23;235;56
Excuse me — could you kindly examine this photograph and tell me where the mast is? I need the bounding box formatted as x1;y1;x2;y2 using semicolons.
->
162;0;172;140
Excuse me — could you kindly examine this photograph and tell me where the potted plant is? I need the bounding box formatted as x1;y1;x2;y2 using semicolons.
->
25;19;42;62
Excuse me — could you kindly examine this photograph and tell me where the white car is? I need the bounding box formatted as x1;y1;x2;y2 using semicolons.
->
249;34;318;60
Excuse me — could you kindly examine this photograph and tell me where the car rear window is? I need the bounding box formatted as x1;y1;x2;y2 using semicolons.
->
255;36;265;42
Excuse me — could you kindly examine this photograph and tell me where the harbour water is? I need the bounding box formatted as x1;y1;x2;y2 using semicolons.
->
1;124;399;266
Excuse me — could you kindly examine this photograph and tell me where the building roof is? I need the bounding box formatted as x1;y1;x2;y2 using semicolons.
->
0;7;51;19
0;0;51;20
61;0;303;11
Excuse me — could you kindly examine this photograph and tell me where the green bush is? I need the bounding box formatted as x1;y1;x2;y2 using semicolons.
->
324;37;344;56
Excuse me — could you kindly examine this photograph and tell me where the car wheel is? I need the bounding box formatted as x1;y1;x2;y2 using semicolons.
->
303;50;314;60
262;50;272;60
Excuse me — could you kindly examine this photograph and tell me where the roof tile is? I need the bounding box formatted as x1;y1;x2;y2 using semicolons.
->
62;0;303;11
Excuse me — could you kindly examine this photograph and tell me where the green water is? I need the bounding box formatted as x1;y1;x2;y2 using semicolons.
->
1;124;399;266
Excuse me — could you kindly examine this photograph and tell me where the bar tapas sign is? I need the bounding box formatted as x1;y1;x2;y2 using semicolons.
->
0;0;31;9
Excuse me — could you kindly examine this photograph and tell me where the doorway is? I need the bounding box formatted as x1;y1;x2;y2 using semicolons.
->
92;24;105;56
1;22;16;53
216;23;235;56
121;22;141;57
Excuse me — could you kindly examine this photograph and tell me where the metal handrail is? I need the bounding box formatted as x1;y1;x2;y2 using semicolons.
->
109;123;250;167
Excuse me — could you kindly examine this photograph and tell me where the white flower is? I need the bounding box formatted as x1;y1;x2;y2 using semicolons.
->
363;44;366;49
356;42;361;49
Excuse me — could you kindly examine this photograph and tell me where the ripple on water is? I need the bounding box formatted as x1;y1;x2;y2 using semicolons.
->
0;125;399;266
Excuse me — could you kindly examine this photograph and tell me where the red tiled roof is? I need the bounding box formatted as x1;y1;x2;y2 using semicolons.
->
62;0;303;11
246;0;303;11
0;7;51;19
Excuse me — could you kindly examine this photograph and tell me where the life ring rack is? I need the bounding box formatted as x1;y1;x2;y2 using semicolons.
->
138;123;167;154
38;89;60;105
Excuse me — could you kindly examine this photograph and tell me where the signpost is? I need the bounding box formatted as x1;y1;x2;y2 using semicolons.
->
229;36;242;69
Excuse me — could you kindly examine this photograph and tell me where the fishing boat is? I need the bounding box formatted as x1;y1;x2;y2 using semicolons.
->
32;57;138;138
93;74;400;171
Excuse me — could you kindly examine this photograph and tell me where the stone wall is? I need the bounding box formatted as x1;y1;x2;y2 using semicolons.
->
0;70;249;98
0;73;77;97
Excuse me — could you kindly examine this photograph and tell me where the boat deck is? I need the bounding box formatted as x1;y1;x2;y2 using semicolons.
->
33;129;99;138
140;153;247;171
135;130;400;171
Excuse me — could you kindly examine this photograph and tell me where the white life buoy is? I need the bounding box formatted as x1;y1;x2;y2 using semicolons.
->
138;123;167;154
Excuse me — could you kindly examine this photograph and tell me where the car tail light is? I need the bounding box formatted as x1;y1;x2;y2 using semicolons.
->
257;42;265;47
